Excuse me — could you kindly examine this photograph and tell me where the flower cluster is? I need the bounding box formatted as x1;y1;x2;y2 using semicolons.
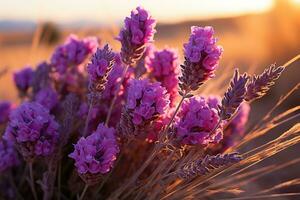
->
146;48;179;106
69;123;119;177
119;79;169;138
0;139;19;172
13;67;34;94
126;79;169;125
118;6;156;65
179;26;223;94
4;102;59;160
0;101;13;124
51;34;98;74
174;96;223;146
0;6;291;200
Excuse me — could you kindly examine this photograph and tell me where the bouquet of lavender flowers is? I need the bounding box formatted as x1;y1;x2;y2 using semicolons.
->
1;6;299;200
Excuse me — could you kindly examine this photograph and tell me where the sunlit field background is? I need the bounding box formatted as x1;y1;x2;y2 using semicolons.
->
0;0;299;196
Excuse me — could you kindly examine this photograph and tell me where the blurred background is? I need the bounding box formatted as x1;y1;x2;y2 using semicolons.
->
0;0;299;107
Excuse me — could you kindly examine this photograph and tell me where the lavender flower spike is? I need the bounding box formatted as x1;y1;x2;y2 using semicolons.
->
146;47;179;106
118;6;156;65
179;26;223;95
87;44;115;99
178;152;242;179
51;34;98;74
219;69;248;120
245;64;284;102
118;79;169;139
69;123;119;185
4;102;59;161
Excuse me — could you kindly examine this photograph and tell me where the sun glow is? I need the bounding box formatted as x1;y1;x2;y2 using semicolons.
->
0;0;274;24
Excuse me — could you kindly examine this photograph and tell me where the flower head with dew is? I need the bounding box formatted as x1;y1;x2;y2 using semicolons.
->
34;86;59;111
0;139;19;172
69;123;119;185
51;34;98;74
146;47;179;106
118;6;156;65
0;101;14;124
119;79;170;139
13;67;34;95
179;26;223;95
174;96;223;146
4;102;59;161
87;44;115;100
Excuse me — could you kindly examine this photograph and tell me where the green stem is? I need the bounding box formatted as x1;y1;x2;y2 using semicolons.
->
78;184;89;200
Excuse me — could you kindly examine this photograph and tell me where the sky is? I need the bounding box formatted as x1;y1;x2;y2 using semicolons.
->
0;0;281;24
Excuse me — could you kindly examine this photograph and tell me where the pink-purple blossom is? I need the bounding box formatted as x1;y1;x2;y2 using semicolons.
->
146;48;179;106
51;34;98;74
118;6;156;64
179;26;223;94
87;45;114;81
13;67;34;93
0;139;19;172
4;102;59;160
87;45;115;96
126;79;170;125
122;6;156;45
175;96;223;146
184;26;222;66
69;123;119;174
34;87;59;110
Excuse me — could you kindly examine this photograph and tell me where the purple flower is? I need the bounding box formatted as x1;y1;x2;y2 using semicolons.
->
87;44;115;96
126;79;169;125
119;79;169;139
4;102;59;160
146;48;179;106
179;26;223;94
118;6;156;65
34;87;59;110
0;101;14;124
69;123;119;176
101;53;134;123
0;139;19;172
51;34;98;74
13;67;34;93
174;96;223;146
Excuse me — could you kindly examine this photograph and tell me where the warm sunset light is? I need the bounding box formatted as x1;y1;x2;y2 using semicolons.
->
0;0;274;23
0;1;300;199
